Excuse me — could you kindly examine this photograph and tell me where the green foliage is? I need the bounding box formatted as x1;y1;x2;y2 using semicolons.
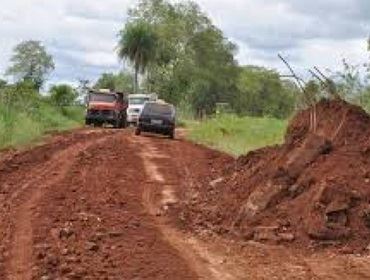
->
124;0;302;118
0;82;83;149
0;102;83;149
360;89;370;112
117;21;158;93
330;58;369;111
0;79;7;88
0;80;39;110
333;59;363;98
49;84;78;107
127;0;239;114
232;66;297;118
298;80;321;109
94;72;133;92
6;40;55;91
187;114;287;156
0;38;116;149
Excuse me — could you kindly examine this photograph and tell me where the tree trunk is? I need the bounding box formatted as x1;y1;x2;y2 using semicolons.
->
147;70;151;93
134;66;139;94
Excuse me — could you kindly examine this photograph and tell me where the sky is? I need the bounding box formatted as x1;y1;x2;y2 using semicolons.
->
0;0;369;86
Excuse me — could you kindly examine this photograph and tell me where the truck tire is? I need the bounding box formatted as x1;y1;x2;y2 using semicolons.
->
121;117;128;128
113;119;121;129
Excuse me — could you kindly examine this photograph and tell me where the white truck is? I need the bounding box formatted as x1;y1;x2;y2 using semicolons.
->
126;93;157;125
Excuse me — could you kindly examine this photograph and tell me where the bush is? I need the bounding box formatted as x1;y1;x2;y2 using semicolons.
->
0;95;84;148
49;84;78;107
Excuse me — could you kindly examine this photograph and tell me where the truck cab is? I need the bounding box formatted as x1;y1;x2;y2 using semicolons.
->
127;93;157;125
85;89;128;128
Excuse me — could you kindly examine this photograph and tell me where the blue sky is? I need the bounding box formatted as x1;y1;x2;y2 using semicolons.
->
0;0;369;87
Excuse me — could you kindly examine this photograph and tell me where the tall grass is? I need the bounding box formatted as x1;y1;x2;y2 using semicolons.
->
0;102;84;149
187;114;287;156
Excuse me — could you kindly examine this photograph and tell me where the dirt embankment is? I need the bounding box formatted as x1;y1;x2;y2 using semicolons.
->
180;99;370;252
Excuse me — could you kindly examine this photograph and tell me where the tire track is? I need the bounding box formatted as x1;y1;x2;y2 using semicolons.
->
4;131;115;280
134;136;244;280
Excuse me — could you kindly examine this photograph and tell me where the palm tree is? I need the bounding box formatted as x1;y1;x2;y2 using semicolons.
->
117;21;157;93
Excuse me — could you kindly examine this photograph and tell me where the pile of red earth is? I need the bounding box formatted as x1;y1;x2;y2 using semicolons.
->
180;99;370;252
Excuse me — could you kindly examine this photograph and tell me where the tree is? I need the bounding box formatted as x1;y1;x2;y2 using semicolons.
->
331;58;369;108
94;72;133;92
117;21;158;93
185;27;239;114
0;79;7;89
333;59;363;99
6;40;55;91
0;80;39;110
127;0;239;115
296;80;320;109
233;66;297;118
49;84;77;107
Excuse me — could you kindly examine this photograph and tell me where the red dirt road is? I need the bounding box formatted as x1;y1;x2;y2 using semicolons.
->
1;129;370;279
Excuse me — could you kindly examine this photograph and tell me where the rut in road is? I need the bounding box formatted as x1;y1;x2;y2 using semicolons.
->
138;133;370;280
9;142;88;280
135;135;247;280
2;129;244;280
2;130;198;279
0;130;116;280
2;129;370;279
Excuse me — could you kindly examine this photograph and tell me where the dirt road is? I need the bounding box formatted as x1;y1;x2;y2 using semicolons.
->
1;129;370;280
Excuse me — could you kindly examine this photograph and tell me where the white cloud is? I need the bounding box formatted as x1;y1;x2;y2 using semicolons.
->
299;39;368;72
0;0;369;85
82;51;119;68
197;0;369;76
0;0;129;83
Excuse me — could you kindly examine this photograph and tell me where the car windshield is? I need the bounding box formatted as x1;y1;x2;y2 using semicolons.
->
129;97;150;105
90;93;116;103
143;103;173;116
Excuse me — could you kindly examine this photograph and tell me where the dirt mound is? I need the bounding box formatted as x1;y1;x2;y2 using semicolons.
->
181;99;370;252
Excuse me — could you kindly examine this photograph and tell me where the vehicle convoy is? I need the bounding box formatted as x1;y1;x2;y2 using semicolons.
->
135;101;176;139
127;93;157;125
85;89;128;128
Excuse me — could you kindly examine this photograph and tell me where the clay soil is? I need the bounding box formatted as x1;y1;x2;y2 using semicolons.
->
0;102;370;280
181;99;370;254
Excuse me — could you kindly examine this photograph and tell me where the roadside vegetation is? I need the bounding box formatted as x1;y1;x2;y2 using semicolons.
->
187;115;287;156
0;102;83;149
0;41;83;149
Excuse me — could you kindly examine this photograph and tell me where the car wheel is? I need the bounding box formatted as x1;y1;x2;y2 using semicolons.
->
135;128;141;136
169;129;175;139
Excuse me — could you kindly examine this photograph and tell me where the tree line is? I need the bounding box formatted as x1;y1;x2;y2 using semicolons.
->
114;0;298;118
1;0;370;120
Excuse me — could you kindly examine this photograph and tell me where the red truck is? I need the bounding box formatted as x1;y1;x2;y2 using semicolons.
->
85;90;128;128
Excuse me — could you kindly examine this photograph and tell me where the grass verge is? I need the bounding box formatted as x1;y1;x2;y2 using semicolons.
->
0;103;84;150
187;114;287;156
